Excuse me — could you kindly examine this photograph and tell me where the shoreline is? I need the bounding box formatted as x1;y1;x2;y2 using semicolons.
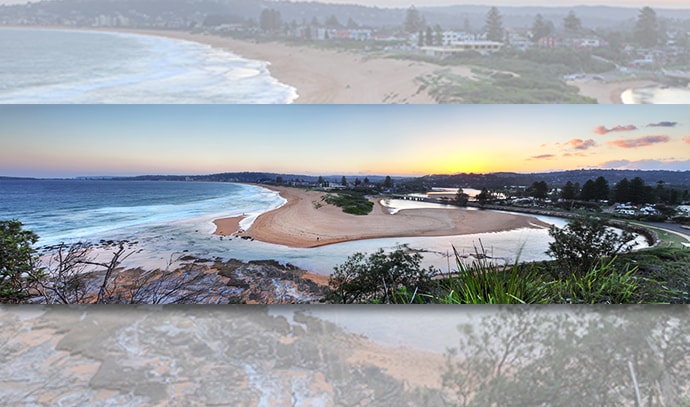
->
567;78;661;104
15;26;447;104
213;185;551;248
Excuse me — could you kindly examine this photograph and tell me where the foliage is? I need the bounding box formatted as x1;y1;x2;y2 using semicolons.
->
527;180;548;199
430;246;548;304
259;8;281;32
418;48;607;103
546;213;635;276
545;258;641;304
530;14;553;42
563;10;582;32
484;7;504;42
454;188;469;206
327;245;438;303
442;308;690;406
403;5;424;33
0;220;45;303
322;191;374;215
634;6;659;48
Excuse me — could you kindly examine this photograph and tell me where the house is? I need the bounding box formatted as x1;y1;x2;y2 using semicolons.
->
422;40;503;57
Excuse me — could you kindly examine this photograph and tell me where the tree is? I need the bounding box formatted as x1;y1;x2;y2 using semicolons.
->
425;25;434;46
629;176;652;205
613;177;631;203
404;5;425;34
634;6;659;48
560;181;577;201
0;220;44;303
593;176;610;201
346;17;359;29
325;14;341;28
327;245;438;303
579;179;597;201
383;176;393;189
455;188;469;206
484;7;504;42
341;176;347;186
476;188;492;207
563;10;582;32
259;9;282;32
527;181;549;199
442;308;690;406
546;213;635;276
531;13;553;42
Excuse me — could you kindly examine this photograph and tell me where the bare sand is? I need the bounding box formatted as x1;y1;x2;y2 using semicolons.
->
214;186;550;248
98;28;479;104
567;78;660;104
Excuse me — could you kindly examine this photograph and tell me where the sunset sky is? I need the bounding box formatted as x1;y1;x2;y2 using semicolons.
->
1;105;688;178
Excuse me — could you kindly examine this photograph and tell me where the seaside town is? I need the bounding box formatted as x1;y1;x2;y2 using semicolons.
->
2;0;690;102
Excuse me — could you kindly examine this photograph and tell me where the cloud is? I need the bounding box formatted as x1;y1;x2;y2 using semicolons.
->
529;154;555;160
647;121;677;127
593;124;637;135
599;158;690;171
607;135;671;148
563;152;588;157
565;138;597;150
683;136;690;145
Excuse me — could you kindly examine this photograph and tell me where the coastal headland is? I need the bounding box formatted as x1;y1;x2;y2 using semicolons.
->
213;186;551;248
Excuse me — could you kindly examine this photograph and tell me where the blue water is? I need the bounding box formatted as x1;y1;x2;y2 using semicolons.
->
0;28;296;103
0;179;284;245
0;179;648;274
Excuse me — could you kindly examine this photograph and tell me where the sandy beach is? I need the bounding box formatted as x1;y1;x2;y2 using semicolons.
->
567;78;660;103
214;186;550;248
96;28;480;104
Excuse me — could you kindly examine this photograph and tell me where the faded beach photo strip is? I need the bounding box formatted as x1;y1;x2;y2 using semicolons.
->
2;0;690;405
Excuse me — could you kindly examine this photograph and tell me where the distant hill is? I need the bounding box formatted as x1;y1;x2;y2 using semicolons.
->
2;0;688;30
413;169;690;190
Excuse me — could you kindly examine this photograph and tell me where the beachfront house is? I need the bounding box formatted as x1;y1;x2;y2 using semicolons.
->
421;40;503;58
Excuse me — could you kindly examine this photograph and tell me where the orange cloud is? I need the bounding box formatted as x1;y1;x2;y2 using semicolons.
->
683;136;690;145
594;124;637;135
565;138;597;150
607;135;671;148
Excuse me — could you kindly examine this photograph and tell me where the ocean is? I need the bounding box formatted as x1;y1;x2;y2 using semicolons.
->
1;179;649;274
0;28;296;103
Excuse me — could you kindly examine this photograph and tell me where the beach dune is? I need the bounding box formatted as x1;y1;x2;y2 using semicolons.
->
214;186;550;248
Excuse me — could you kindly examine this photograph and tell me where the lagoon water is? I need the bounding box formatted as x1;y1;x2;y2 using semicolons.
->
0;28;296;103
1;179;648;275
621;85;690;104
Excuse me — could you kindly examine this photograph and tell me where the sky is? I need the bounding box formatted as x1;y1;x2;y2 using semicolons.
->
1;105;688;178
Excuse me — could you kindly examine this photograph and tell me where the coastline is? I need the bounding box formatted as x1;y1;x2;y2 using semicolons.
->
567;78;661;104
3;25;470;104
214;185;551;248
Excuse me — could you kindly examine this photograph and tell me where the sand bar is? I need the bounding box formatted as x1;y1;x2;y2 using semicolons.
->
214;186;550;248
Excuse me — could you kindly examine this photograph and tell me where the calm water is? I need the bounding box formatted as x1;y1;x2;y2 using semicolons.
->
0;28;296;103
622;86;690;104
0;179;648;274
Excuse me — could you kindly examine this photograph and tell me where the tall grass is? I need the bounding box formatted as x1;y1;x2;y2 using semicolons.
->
428;245;548;304
425;247;646;304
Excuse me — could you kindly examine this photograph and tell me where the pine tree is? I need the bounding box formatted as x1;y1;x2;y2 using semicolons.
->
634;7;659;48
484;7;504;42
404;6;425;34
563;10;582;33
531;14;553;42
